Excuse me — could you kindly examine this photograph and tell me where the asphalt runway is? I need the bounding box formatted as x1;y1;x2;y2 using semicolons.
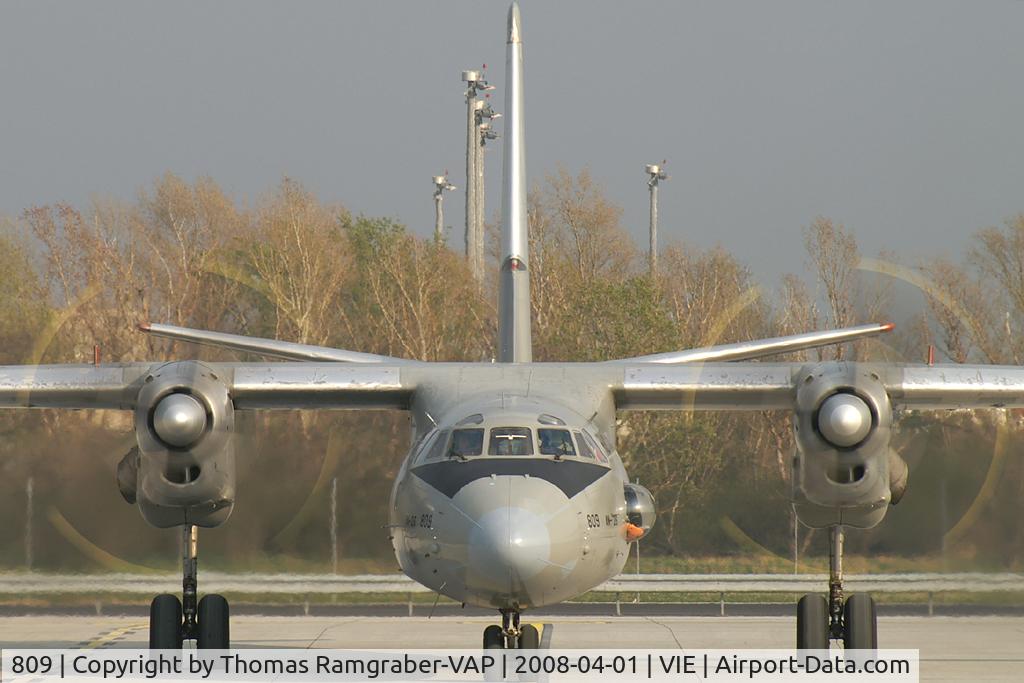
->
2;615;1022;681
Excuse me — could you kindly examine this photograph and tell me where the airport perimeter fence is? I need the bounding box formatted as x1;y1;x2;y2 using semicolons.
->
3;572;1022;616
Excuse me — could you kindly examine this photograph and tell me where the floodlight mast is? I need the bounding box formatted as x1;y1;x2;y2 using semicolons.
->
475;101;500;274
645;162;669;275
462;69;494;284
472;100;485;278
433;173;456;244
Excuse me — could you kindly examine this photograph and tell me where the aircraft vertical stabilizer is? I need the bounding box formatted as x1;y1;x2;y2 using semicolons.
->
497;2;532;363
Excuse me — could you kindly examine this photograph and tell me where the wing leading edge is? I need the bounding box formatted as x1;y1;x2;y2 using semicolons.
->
0;362;416;411
613;362;1024;411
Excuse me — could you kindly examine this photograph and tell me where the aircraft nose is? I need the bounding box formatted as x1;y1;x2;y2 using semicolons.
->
454;473;587;606
468;505;551;583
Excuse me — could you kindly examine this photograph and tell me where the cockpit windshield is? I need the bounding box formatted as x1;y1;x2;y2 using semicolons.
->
412;424;610;463
538;428;575;457
488;427;534;456
450;428;484;457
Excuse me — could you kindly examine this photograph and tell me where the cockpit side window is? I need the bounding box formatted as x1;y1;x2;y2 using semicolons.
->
488;427;534;456
538;428;576;457
573;431;595;459
412;429;439;464
450;428;484;457
579;430;609;464
410;429;433;454
422;429;451;462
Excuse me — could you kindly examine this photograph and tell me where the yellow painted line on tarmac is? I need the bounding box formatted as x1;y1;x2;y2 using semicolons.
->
84;623;147;649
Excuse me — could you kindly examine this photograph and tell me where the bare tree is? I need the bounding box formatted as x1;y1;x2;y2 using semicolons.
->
545;167;636;280
802;217;889;360
345;217;491;361
137;173;246;342
248;179;351;347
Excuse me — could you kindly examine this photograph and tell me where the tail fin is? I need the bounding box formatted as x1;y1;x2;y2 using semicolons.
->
497;2;532;363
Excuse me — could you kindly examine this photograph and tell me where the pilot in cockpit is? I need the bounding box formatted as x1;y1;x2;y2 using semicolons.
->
539;428;575;457
450;428;484;458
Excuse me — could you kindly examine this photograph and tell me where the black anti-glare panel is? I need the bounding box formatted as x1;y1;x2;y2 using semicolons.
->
411;459;609;499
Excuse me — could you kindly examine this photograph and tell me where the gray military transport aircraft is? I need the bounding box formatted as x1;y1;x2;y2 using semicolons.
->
2;1;1022;652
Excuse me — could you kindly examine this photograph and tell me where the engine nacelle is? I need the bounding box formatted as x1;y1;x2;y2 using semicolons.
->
791;362;906;529
124;361;236;528
623;483;656;541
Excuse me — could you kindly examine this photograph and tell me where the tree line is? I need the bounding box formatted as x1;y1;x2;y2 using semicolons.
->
0;170;1021;572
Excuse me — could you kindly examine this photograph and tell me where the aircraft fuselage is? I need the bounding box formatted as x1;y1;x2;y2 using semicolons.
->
389;392;634;610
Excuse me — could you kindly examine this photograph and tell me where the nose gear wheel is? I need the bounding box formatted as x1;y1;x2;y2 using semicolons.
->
481;609;539;649
147;525;231;649
795;526;877;650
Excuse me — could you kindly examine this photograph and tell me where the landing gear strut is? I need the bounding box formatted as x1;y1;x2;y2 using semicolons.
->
482;609;539;649
149;525;230;649
828;525;845;641
796;525;877;650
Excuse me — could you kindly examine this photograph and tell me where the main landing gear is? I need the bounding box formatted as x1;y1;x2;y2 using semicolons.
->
483;609;540;649
149;525;231;649
796;526;877;650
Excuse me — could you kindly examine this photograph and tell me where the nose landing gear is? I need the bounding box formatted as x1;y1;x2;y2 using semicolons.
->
482;609;540;649
796;526;877;650
149;525;231;649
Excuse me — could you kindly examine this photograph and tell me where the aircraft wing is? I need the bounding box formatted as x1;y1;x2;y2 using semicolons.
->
229;363;412;409
8;359;1024;413
0;362;415;411
613;362;1024;411
0;364;147;409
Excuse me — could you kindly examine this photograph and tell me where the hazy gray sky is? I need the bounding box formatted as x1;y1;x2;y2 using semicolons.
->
1;1;1021;285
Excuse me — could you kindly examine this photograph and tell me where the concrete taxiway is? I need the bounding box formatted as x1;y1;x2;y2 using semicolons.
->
1;615;1021;681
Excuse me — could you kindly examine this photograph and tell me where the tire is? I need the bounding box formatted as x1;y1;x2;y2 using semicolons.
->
197;594;230;649
843;593;877;650
149;594;183;650
518;624;540;649
483;625;506;682
483;624;504;649
796;594;829;650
